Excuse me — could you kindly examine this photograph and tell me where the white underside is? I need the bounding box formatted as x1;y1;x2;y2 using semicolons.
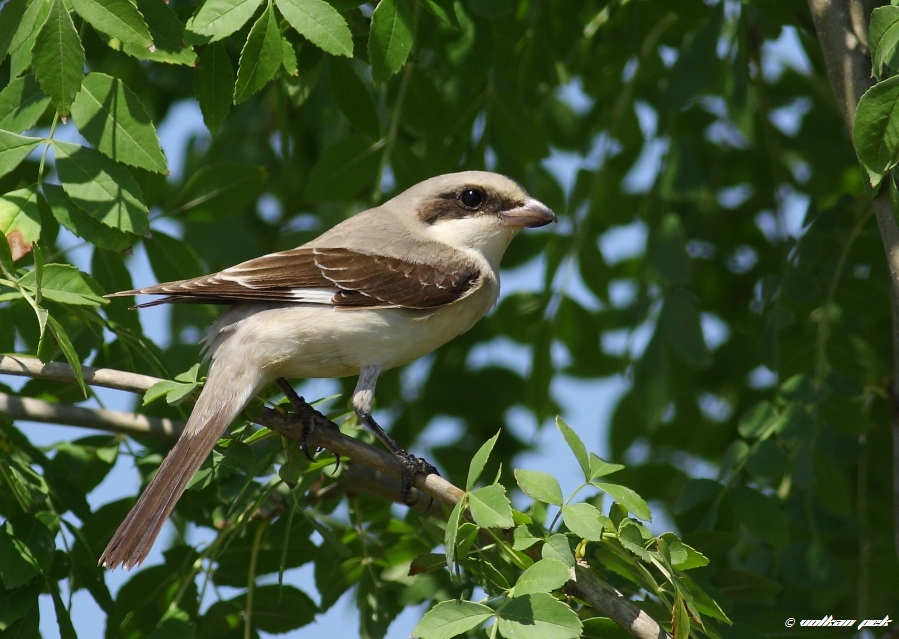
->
202;274;499;383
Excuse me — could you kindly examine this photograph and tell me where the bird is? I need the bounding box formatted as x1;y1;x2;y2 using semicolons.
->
98;171;556;569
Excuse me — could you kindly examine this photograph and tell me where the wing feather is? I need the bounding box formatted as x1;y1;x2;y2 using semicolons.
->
109;246;481;310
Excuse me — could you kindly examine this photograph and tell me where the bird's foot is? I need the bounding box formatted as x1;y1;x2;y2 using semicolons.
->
354;408;439;504
276;378;340;469
394;451;440;504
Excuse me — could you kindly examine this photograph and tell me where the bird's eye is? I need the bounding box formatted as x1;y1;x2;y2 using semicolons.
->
458;188;485;210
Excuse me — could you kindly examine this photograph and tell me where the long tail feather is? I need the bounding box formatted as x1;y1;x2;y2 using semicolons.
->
99;361;265;570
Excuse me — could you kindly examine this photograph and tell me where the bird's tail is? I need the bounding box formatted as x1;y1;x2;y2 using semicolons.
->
99;359;266;570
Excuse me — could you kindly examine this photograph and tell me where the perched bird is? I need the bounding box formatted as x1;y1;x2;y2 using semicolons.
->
99;171;555;569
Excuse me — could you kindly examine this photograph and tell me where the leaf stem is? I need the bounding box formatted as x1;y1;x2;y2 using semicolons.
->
37;113;59;187
244;519;269;639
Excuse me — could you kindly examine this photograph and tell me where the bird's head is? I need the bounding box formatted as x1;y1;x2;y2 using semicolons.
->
400;171;556;269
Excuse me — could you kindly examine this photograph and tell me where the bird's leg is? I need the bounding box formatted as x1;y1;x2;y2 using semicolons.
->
275;377;338;467
353;366;438;503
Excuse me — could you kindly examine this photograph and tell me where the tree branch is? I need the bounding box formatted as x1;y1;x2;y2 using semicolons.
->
568;564;671;639
256;406;465;510
0;357;669;639
0;392;182;438
0;354;161;394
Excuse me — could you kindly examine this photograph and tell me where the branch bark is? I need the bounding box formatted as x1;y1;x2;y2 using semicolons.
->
0;393;182;438
0;357;670;639
0;354;161;393
569;564;671;639
807;0;899;560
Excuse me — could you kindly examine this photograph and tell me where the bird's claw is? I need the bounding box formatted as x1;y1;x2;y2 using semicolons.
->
276;378;340;470
396;451;439;504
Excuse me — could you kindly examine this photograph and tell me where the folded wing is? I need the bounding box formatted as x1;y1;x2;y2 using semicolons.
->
109;247;482;310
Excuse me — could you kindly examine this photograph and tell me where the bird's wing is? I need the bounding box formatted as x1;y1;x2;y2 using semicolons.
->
109;247;482;309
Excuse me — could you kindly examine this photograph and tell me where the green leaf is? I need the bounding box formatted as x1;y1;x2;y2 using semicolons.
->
588;453;624;480
53;141;150;235
632;328;668;424
143;231;204;283
414;0;457;27
776;403;815;439
468;558;510;595
0;582;42;629
70;73;168;173
0;529;40;588
412;600;494;639
20;263;107;305
0;515;55;588
728;486;788;546
561;503;605;542
0;0;30;63
171;161;266;218
746;439;791;478
593;482;651;521
468;484;514;529
368;0;414;83
514;469;563;506
274;0;353;57
853;75;899;180
513;558;570;596
0;186;41;256
46;314;86;396
186;0;264;42
70;0;153;48
617;520;651;561
229;585;315;633
555;416;589;480
648;213;691;287
330;59;381;139
0;132;41;178
660;534;709;570
466;430;499;491
496;593;582;639
195;43;234;133
737;401;778;439
32;0;85;118
43;183;134;252
8;0;53;60
541;534;574;567
0;76;50;133
122;0;197;65
234;4;284;104
304;136;382;201
660;290;712;368
444;496;464;569
512;523;543;551
0;221;14;272
672;591;690;639
281;38;298;75
870;6;899;77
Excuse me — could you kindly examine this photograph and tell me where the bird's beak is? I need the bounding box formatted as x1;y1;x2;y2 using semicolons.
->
500;197;557;228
